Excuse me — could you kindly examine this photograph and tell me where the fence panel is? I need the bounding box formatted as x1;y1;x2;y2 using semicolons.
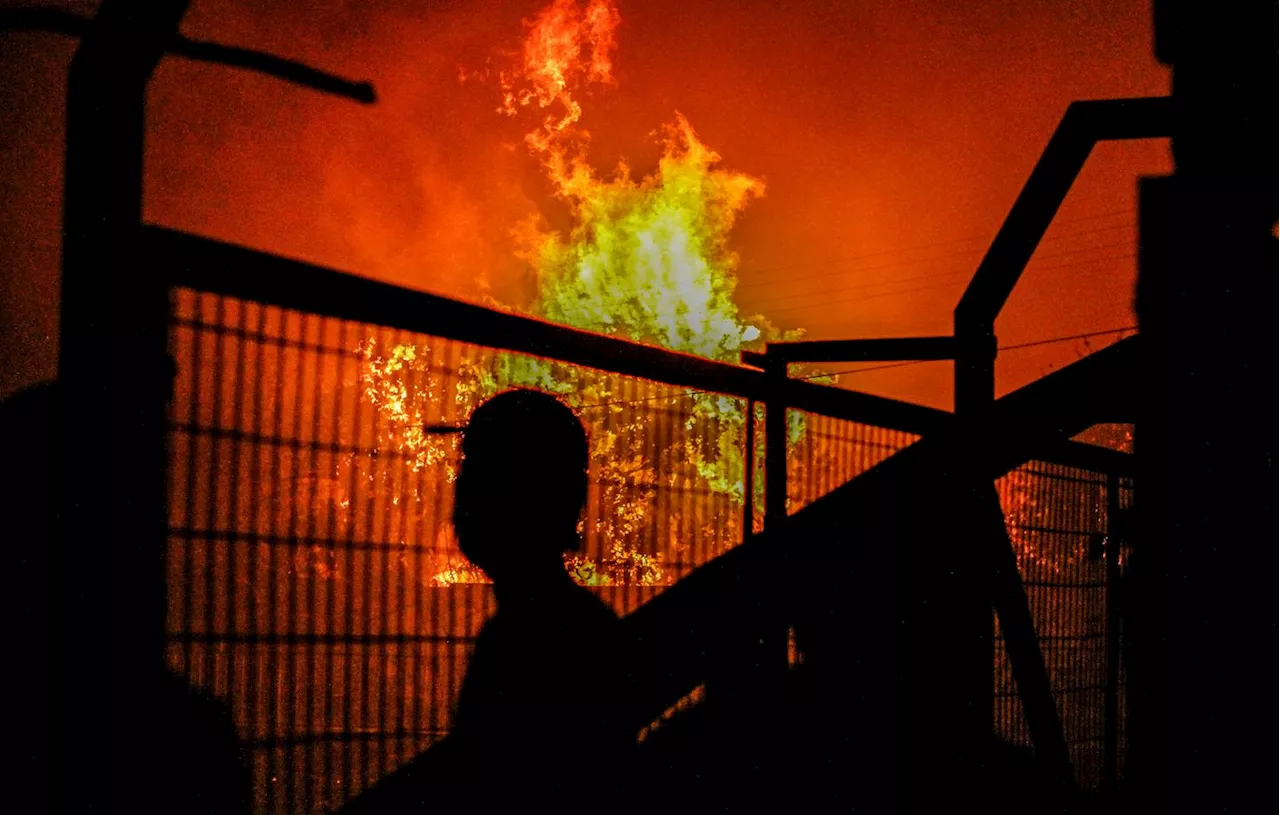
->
166;287;773;813
993;461;1127;789
167;286;1132;812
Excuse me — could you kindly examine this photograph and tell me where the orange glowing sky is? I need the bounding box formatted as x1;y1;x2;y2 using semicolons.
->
0;0;1169;409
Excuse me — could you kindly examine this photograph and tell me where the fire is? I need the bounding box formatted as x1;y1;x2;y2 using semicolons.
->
527;113;767;361
499;0;619;158
501;0;772;363
492;0;803;505
566;543;666;587
361;0;828;586
431;563;489;586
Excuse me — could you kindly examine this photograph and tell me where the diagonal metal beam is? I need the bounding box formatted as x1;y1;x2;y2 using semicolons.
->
955;97;1177;331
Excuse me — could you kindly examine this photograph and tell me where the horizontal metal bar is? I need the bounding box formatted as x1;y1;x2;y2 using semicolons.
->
146;227;1134;475
763;336;957;363
1;7;376;103
175;37;375;103
144;225;947;435
168;632;472;645
243;730;447;749
1037;438;1136;476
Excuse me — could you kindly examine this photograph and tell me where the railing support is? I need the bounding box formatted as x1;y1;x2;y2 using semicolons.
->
763;355;789;531
742;398;756;541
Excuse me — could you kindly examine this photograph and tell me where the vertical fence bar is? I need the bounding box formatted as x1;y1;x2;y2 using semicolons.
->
763;356;787;530
1103;471;1122;786
742;398;755;543
758;355;790;718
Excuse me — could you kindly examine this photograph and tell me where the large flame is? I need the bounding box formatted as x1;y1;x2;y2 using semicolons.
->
500;0;619;158
527;113;766;361
363;0;817;586
501;0;770;361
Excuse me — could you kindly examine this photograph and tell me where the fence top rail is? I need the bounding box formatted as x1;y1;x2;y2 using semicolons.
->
145;225;1131;475
144;225;946;434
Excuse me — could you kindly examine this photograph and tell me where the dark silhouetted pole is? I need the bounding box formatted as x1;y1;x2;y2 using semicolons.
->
1133;2;1276;810
56;3;191;811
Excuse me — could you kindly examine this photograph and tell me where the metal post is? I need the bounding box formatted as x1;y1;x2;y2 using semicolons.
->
763;355;788;530
55;3;190;811
743;398;755;541
953;325;998;744
954;326;997;417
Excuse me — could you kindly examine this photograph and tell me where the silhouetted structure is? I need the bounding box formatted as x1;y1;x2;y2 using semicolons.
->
2;381;251;814
1130;2;1277;812
0;384;56;811
27;1;1275;812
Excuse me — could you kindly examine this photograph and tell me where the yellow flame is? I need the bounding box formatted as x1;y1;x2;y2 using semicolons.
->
527;113;768;362
365;0;830;585
430;546;664;587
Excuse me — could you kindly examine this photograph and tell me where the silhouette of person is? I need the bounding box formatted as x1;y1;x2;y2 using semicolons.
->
440;389;635;810
338;388;638;815
3;368;250;813
151;667;253;815
1;383;55;808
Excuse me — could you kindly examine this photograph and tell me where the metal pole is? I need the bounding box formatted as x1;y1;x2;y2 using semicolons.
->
743;398;755;541
56;3;190;811
763;355;787;530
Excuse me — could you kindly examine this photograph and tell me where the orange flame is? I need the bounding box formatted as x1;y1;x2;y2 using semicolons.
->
500;0;621;160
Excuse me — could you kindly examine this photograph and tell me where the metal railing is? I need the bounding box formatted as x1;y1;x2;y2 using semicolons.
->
157;228;1137;810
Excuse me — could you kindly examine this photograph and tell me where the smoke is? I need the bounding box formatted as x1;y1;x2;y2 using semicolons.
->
1;0;1169;407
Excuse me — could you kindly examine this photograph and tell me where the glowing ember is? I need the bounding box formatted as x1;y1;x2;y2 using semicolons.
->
429;547;664;587
431;563;490;586
566;543;666;586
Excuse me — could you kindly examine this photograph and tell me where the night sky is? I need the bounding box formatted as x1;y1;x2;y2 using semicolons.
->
0;0;1170;408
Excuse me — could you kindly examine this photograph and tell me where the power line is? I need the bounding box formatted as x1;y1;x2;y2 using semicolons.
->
734;221;1133;295
802;326;1138;380
547;244;1137;327
997;326;1138;352
732;209;1133;285
540;223;1136;323
568;325;1138;410
761;253;1137;317
737;239;1131;312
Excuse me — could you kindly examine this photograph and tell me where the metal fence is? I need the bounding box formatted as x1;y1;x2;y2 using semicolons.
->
166;288;785;812
993;464;1132;789
166;285;1131;813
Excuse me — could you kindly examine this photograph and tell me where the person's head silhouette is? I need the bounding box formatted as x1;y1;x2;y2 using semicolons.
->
447;389;589;584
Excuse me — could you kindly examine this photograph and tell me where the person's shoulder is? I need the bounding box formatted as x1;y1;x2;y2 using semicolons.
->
568;583;620;624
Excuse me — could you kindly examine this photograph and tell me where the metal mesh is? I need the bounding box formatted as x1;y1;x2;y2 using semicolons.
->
786;426;1130;791
166;288;764;813
786;410;920;514
993;462;1130;789
166;286;1133;812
